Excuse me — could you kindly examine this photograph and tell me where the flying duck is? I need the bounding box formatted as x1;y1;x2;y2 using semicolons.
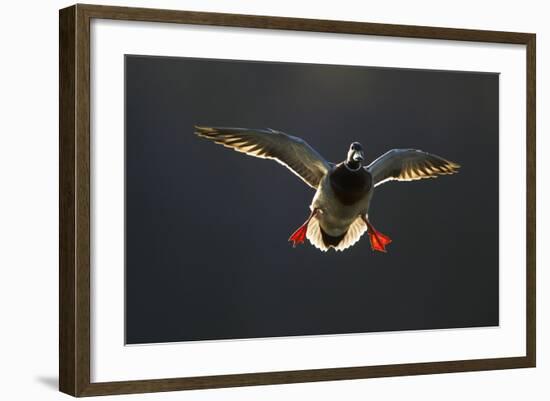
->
194;126;460;252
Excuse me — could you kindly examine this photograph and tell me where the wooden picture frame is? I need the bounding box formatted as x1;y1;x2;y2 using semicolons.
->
59;3;536;397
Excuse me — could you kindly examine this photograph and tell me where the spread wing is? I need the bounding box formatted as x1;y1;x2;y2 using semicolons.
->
194;126;331;189
366;149;460;187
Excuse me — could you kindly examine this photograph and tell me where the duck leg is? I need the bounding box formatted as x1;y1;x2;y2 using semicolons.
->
361;215;392;253
288;209;319;248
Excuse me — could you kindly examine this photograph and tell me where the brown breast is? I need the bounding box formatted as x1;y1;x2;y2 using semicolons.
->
329;163;372;206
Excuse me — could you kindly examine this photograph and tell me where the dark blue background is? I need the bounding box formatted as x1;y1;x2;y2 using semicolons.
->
125;55;499;344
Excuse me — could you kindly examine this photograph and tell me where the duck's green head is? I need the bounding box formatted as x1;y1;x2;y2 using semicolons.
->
345;142;364;170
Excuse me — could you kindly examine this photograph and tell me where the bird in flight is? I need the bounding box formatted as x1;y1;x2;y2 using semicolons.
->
195;126;460;253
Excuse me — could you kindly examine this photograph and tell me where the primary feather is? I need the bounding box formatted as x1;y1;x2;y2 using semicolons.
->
195;126;331;189
366;148;460;187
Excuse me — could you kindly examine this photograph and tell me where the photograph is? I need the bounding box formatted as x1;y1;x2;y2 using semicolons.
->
125;55;499;344
0;0;542;398
49;1;537;397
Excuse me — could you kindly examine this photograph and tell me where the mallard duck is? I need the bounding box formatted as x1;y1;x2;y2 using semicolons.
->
195;126;460;252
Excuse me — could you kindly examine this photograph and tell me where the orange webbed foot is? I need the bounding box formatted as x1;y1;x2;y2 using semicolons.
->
288;209;318;248
363;217;392;253
288;224;308;247
367;230;392;252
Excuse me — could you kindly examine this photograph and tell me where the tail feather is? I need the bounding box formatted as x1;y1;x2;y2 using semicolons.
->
306;216;367;252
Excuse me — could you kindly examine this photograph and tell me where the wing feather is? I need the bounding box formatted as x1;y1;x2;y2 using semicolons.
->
367;149;460;187
195;126;330;189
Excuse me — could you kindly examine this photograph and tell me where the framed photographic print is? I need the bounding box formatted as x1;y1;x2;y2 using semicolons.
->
59;4;536;397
